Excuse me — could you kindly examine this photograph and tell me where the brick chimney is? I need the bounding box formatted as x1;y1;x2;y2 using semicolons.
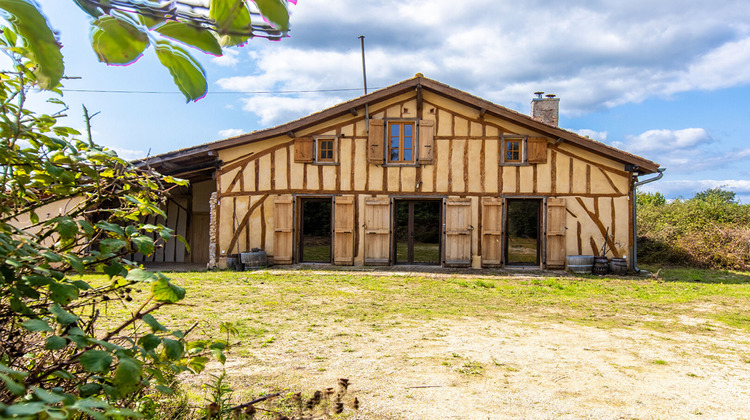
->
530;92;559;127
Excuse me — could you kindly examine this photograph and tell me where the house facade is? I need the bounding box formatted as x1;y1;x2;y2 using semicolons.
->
141;76;660;270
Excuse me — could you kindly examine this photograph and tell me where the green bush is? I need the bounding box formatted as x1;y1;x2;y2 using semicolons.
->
0;24;227;418
637;190;750;270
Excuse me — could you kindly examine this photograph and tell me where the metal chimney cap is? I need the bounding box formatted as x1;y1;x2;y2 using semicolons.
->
534;91;544;99
545;94;557;98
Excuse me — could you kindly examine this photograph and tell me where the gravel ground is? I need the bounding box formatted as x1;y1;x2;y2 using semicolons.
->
202;314;750;419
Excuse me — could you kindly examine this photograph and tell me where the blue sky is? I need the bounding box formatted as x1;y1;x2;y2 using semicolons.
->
13;0;750;202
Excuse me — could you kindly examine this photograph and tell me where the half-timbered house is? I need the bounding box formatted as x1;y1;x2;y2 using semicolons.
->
141;75;660;270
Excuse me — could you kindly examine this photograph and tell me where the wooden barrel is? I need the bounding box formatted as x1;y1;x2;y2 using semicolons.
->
567;255;594;274
609;257;628;275
226;254;243;271
592;256;609;275
241;250;268;270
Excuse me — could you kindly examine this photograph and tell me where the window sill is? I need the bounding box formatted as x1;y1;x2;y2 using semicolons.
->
499;162;531;167
382;162;421;168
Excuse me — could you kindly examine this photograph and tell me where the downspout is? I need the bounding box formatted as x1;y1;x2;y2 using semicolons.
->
631;167;666;273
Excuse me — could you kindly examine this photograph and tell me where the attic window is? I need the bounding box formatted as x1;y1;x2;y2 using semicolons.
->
504;139;521;163
502;136;523;164
318;139;334;162
314;136;337;164
500;135;548;165
388;121;415;163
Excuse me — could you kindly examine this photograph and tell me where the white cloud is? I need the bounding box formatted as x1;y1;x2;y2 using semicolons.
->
239;95;343;126
576;129;608;142
111;147;147;161
218;128;245;138
640;179;750;203
211;49;240;67
219;0;750;123
609;127;750;173
613;128;715;154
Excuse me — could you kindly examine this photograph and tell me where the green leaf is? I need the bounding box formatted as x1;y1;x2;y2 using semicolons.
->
105;408;143;418
113;357;142;395
0;0;64;89
53;216;78;241
22;318;52;332
152;278;186;303
153;39;207;102
100;238;128;254
45;335;67;350
32;387;66;404
210;0;253;47
96;221;125;237
79;350;113;373
0;372;26;396
71;279;92;290
49;281;79;305
187;356;209;373
79;383;103;398
51;369;74;380
138;333;161;352
155;384;174;394
5;401;45;416
72;0;103;18
49;303;79;325
126;268;157;282
78;219;95;236
141;314;167;332
90;14;148;65
155;21;222;55
103;261;125;279
211;347;226;364
254;0;289;31
42;251;62;263
162;338;184;360
63;254;85;274
131;235;154;255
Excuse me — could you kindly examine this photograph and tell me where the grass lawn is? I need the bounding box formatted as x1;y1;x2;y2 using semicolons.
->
88;266;750;418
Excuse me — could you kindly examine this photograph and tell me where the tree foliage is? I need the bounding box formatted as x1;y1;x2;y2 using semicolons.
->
638;188;750;270
0;24;225;419
0;0;293;101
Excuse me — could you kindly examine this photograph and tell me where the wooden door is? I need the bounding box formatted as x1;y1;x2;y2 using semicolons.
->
273;195;294;264
334;195;355;265
364;197;390;265
546;198;566;269
481;198;503;266
190;212;210;263
444;198;472;267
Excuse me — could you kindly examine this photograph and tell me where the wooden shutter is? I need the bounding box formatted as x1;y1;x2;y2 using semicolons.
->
294;137;313;163
363;197;389;265
546;198;566;269
444;198;472;267
481;197;503;266
418;120;434;164
527;137;548;164
333;195;355;265
273;195;294;264
367;119;385;164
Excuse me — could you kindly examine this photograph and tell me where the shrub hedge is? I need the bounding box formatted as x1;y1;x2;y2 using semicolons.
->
637;188;750;270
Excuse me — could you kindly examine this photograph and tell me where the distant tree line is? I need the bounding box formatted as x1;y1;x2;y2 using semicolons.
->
637;188;750;270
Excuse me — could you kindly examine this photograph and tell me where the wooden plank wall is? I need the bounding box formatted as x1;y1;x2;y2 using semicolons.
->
215;92;634;264
131;197;189;263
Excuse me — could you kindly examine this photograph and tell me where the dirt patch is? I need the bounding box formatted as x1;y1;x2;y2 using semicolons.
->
191;315;750;419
